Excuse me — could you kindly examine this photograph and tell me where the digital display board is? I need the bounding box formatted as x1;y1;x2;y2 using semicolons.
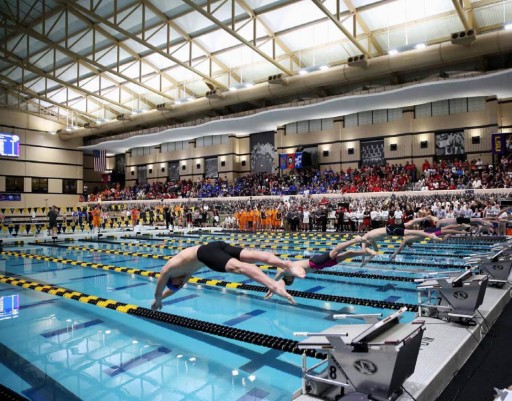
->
0;133;20;157
0;294;19;321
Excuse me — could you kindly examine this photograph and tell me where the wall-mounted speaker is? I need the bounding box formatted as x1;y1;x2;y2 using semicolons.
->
420;141;428;149
390;144;398;151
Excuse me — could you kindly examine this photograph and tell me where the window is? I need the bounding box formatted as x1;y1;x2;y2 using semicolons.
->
372;109;388;124
468;97;485;112
131;146;153;156
309;119;322;132
321;118;333;130
432;100;449;116
358;111;372;126
62;179;77;194
6;176;24;192
415;103;431;118
161;141;188;152
285;122;297;134
32;178;48;193
297;121;309;134
449;98;467;114
345;114;358;127
387;108;403;121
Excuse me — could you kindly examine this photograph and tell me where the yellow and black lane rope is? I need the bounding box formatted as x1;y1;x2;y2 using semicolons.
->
0;273;325;360
60;242;467;270
0;250;418;311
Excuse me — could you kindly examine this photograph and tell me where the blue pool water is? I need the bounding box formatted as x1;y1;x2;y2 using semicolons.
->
0;233;497;401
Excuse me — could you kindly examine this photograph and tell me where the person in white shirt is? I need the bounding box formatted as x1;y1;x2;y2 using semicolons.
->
394;208;403;225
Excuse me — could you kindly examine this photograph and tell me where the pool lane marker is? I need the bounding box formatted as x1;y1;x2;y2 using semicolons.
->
0;273;326;360
121;235;485;254
58;243;468;270
0;250;418;311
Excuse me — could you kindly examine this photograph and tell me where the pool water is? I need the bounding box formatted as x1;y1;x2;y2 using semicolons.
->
0;232;497;401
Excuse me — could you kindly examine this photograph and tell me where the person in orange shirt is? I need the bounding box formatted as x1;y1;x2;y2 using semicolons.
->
91;206;102;233
239;209;247;231
131;207;140;230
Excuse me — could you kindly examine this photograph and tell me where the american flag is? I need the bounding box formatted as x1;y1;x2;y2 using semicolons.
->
93;149;107;172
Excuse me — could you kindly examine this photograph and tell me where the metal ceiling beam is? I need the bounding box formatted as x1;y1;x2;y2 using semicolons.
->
60;0;227;91
180;0;294;76
235;0;305;70
0;77;95;122
140;0;240;90
343;0;383;55
67;8;184;99
0;12;164;110
0;45;131;115
311;0;369;58
452;0;471;31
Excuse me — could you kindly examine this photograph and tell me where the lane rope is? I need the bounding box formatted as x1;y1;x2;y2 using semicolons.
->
0;273;326;359
1;250;417;310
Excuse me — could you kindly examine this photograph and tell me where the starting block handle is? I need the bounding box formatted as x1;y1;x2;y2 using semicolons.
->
294;332;348;337
333;313;381;320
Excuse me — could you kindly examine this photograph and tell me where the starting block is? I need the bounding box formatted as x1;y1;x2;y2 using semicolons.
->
465;249;512;288
293;307;424;401
416;269;488;323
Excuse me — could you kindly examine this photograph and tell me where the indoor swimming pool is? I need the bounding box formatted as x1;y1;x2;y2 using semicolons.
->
0;231;501;401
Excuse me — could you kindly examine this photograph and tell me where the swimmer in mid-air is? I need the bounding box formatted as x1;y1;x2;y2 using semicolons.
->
360;216;441;266
390;224;472;260
264;236;377;299
151;241;306;309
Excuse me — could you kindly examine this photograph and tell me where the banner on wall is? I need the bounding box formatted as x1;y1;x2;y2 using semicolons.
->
250;131;275;174
205;157;218;178
279;152;305;169
137;166;147;183
168;161;180;181
360;139;384;166
435;131;465;157
0;193;21;201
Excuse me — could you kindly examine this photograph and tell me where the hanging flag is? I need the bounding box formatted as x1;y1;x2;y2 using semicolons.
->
93;149;107;172
286;153;295;169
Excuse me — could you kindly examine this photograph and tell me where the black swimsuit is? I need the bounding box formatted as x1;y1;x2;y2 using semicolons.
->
385;223;406;236
196;241;243;272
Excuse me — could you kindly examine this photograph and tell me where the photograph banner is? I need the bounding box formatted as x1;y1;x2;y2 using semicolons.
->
435;131;464;157
360;139;384;166
168;161;180;181
205;157;218;178
250;131;275;173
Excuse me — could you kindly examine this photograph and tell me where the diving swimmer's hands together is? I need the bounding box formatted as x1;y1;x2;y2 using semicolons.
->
151;297;163;311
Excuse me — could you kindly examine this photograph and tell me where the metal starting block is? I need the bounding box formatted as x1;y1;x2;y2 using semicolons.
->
293;307;424;401
465;249;512;288
416;269;488;322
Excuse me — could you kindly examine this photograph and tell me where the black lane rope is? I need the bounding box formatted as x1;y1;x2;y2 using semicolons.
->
0;384;30;401
155;234;490;253
0;250;417;311
63;242;468;270
0;273;326;360
61;240;422;283
38;243;425;283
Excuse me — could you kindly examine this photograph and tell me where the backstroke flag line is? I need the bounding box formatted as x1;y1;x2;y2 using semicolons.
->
93;149;107;172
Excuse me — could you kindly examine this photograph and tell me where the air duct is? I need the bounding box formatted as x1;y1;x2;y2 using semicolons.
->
60;28;512;141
